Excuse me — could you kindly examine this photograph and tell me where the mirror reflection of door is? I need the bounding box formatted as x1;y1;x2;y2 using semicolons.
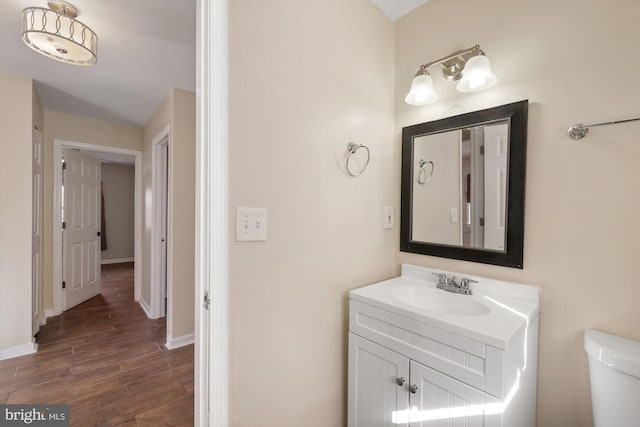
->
483;123;508;251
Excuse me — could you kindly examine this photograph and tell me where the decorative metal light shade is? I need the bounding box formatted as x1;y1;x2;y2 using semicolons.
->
21;1;97;66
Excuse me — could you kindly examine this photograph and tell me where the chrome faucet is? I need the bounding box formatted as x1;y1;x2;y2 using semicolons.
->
432;273;477;295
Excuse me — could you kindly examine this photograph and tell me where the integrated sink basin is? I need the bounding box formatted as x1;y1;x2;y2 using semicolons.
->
349;264;541;349
389;285;491;316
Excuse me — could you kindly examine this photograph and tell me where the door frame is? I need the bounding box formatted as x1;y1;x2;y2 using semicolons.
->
196;0;229;425
150;126;170;322
52;139;142;316
470;127;484;248
32;128;42;335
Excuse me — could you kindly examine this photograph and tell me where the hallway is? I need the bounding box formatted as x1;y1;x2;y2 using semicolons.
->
0;263;194;426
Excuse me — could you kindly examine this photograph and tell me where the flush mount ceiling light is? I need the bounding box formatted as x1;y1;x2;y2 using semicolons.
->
405;44;497;106
21;1;98;66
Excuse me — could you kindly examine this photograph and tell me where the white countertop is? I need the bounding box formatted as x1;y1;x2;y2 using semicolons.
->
349;264;541;349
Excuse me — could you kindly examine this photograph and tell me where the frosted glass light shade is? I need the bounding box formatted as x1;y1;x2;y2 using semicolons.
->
21;7;98;66
405;73;437;105
456;55;497;93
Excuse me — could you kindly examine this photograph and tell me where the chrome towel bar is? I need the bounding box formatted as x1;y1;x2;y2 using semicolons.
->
568;116;640;140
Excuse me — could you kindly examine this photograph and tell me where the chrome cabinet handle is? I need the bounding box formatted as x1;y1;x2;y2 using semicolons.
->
409;384;419;394
396;377;405;386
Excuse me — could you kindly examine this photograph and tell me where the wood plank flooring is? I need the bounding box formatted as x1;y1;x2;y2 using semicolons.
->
0;262;194;426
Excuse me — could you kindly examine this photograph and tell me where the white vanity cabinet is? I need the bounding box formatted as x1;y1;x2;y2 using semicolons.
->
348;332;494;427
347;264;540;427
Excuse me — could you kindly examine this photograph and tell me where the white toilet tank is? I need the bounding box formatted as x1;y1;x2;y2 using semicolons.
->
584;329;640;427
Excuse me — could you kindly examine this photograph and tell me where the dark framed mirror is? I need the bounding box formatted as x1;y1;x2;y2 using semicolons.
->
401;100;528;268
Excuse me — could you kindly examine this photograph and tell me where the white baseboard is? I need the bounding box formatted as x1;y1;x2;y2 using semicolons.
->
101;257;134;265
138;298;153;319
0;342;38;361
40;309;56;325
166;333;195;350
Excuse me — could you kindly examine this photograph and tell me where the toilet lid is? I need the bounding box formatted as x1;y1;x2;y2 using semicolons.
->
585;329;640;378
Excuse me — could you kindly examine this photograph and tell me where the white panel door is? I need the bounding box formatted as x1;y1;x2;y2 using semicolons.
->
63;149;101;310
32;129;42;336
409;361;485;427
348;333;410;427
483;124;509;251
152;139;169;318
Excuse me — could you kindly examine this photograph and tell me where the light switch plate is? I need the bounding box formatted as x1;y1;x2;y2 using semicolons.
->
236;207;268;241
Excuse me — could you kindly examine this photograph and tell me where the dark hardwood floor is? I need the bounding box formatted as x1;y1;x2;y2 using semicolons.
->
0;262;194;426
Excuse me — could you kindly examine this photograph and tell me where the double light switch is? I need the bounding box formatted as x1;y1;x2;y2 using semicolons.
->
236;207;267;241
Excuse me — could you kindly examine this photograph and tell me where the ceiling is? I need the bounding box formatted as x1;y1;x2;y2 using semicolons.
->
0;0;196;127
370;0;429;21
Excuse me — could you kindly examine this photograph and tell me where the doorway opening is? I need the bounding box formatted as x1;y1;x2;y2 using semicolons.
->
52;139;142;316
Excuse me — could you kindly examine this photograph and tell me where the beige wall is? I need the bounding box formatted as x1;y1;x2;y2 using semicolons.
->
229;0;395;425
141;89;195;340
42;110;142;311
169;89;196;339
101;163;135;262
0;72;33;350
395;1;640;425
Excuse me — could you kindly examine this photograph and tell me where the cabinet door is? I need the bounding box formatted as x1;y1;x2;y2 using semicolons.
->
348;333;410;427
409;361;486;427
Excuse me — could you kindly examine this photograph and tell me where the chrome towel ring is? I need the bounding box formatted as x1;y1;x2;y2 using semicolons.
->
345;142;370;177
416;159;434;184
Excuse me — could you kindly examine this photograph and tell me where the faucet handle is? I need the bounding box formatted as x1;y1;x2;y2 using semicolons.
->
431;272;447;283
460;278;478;288
458;278;477;295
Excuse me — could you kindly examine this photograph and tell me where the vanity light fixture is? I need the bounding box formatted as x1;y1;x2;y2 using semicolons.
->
21;1;98;66
405;44;497;106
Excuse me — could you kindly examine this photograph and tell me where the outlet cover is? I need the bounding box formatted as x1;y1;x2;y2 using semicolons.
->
384;206;394;229
450;206;459;224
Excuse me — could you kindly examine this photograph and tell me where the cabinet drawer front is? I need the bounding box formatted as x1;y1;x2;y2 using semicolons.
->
350;300;486;391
